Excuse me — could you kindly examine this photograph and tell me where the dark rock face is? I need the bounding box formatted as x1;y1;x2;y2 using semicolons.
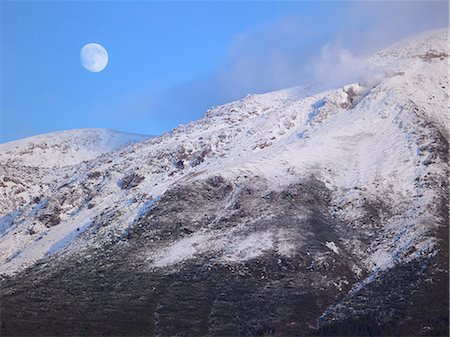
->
316;258;449;337
316;183;450;337
118;173;145;190
37;212;61;227
0;254;353;336
0;176;448;336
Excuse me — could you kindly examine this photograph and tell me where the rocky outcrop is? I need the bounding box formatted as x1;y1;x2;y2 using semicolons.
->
119;172;145;190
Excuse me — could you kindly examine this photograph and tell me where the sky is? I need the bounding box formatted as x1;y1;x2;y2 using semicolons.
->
0;1;448;142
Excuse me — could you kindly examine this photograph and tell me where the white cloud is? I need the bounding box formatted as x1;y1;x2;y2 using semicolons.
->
312;43;387;90
167;1;448;116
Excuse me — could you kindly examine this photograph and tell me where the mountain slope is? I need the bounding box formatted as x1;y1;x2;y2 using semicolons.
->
0;128;149;218
0;128;150;168
0;29;448;336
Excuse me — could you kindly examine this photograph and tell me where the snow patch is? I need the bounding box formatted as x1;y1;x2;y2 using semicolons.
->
148;229;296;269
221;231;274;262
325;241;340;254
47;220;91;255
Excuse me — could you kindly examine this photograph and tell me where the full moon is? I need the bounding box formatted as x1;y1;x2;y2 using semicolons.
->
80;43;109;73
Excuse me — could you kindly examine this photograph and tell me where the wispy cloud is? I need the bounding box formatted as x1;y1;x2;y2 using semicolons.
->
166;1;448;116
311;42;386;90
168;16;317;113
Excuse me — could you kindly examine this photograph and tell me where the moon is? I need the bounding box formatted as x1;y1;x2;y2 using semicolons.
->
80;43;109;73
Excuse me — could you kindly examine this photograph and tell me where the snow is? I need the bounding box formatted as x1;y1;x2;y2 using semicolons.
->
0;128;150;168
220;231;274;262
0;210;20;236
0;29;447;276
135;196;161;220
149;230;220;268
307;98;326;124
325;241;339;254
147;228;296;268
0;129;150;217
47;220;91;255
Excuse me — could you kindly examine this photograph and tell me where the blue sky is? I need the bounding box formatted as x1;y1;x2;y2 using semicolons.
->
1;1;448;142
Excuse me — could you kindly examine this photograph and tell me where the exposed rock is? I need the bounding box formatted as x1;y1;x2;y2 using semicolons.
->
119;173;145;190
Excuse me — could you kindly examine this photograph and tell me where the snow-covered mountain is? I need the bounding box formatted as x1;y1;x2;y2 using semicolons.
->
0;29;448;336
0;128;149;224
0;128;149;168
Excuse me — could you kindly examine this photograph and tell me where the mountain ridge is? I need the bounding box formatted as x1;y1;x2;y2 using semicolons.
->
0;28;448;336
0;128;150;168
